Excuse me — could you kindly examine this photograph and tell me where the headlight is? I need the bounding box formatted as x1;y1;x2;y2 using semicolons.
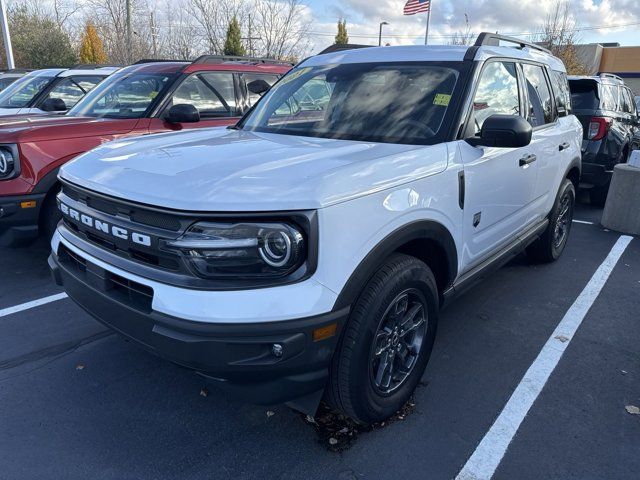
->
0;147;15;179
164;221;306;279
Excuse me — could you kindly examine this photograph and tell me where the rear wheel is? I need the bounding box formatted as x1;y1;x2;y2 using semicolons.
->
527;179;575;263
326;254;439;425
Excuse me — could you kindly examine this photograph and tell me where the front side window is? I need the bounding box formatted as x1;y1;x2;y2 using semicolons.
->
0;74;54;108
168;72;236;118
42;75;104;109
244;73;279;106
241;62;463;145
471;61;520;134
68;72;174;119
522;64;554;127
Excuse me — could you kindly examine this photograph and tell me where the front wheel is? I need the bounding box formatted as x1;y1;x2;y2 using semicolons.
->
326;254;439;425
527;179;575;263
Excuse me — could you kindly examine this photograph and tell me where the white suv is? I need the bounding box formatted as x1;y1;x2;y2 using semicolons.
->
49;34;582;424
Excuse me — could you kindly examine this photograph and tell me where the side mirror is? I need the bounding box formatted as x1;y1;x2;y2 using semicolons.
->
41;98;67;112
468;114;532;148
247;79;271;96
165;104;200;124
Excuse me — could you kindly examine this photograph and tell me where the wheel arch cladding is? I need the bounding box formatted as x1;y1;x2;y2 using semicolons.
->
334;220;458;310
566;162;581;191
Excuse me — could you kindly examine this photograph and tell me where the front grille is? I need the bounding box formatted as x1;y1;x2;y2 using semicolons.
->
59;244;154;313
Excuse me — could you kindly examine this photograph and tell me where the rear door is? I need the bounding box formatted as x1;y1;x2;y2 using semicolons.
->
460;60;539;269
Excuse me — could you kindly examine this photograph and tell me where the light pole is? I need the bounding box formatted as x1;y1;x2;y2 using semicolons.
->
0;0;14;69
378;21;389;47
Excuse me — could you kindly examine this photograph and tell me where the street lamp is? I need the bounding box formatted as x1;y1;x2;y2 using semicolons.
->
379;21;389;47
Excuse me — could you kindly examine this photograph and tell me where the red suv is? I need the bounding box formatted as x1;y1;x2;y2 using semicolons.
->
0;57;291;246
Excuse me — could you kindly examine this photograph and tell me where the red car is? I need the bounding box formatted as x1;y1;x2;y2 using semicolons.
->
0;57;291;246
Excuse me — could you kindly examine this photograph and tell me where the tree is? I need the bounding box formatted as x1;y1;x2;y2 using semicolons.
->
254;0;311;60
223;16;246;56
335;19;348;45
448;14;474;46
536;1;588;75
79;22;108;64
0;5;77;68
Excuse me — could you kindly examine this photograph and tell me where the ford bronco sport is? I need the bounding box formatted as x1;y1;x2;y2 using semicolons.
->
50;34;582;424
0;57;290;246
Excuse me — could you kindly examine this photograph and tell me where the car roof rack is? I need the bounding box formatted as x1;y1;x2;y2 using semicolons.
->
133;59;190;65
318;44;373;55
474;32;552;55
191;55;294;67
70;63;123;69
599;72;623;82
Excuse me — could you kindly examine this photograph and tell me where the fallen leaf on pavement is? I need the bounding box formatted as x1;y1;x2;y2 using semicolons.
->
199;388;208;397
625;405;640;415
555;335;569;343
75;364;85;370
266;411;275;418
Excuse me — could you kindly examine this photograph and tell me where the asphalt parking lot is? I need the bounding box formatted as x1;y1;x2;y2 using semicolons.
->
1;199;638;480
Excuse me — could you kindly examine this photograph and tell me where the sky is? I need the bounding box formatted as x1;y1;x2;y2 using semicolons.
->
301;0;640;53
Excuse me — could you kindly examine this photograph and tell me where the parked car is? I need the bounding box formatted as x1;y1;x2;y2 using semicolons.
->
0;57;291;246
568;74;639;206
0;66;120;117
49;34;582;424
0;70;31;92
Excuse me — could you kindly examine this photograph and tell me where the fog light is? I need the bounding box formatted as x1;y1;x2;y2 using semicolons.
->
271;344;284;358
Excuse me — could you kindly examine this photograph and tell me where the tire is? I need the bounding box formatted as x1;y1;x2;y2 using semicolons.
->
527;179;575;263
589;184;608;207
326;253;439;425
39;189;61;242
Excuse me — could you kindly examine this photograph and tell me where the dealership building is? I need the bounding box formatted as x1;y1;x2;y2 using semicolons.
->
576;43;640;94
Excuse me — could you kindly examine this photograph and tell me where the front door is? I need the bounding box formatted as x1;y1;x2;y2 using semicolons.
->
460;60;539;270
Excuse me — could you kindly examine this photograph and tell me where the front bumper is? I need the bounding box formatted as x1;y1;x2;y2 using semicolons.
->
0;193;45;246
49;243;349;411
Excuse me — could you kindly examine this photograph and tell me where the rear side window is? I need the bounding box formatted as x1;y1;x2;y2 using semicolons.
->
569;80;599;110
43;75;104;109
169;72;237;118
600;84;619;111
471;61;520;134
621;87;636;114
522;64;554;127
550;71;572;116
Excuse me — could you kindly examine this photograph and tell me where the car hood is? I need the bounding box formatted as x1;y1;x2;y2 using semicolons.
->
60;128;450;211
0;115;138;141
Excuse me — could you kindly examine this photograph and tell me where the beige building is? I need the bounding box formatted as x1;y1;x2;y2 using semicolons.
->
576;43;640;94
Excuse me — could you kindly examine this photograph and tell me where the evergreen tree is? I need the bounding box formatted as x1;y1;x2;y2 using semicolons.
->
223;17;246;56
335;19;349;45
79;22;108;64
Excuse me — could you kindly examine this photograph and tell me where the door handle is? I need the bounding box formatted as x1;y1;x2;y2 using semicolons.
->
559;142;570;151
519;154;537;167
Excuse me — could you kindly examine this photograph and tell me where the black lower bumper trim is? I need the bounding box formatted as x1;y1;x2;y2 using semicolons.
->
49;250;348;408
0;193;45;246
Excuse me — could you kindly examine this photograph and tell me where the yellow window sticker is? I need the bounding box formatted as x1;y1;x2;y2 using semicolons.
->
150;91;158;99
434;94;451;106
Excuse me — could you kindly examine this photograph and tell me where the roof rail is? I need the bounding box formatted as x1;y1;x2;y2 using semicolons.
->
191;55;294;67
318;44;373;55
133;59;190;65
599;72;623;82
70;63;123;69
474;32;552;55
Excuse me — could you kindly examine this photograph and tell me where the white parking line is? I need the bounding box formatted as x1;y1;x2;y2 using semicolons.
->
0;293;68;319
573;219;595;225
456;235;634;480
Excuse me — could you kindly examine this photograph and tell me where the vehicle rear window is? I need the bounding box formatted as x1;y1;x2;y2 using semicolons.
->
569;80;600;110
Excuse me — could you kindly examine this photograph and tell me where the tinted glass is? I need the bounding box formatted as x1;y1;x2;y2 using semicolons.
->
42;75;103;109
569;80;598;110
69;72;173;119
171;72;236;117
522;64;554;127
621;87;635;114
550;70;572;116
600;84;619;111
472;61;520;134
0;76;19;91
244;73;279;106
0;75;54;108
242;62;462;145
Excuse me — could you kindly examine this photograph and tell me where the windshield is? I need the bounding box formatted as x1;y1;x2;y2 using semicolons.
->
69;71;175;119
241;62;463;145
0;73;55;108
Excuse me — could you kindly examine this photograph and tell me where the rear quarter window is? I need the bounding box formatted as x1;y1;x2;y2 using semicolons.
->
569;80;599;110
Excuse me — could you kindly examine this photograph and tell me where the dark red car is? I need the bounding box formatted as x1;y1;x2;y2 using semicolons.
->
0;57;291;246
